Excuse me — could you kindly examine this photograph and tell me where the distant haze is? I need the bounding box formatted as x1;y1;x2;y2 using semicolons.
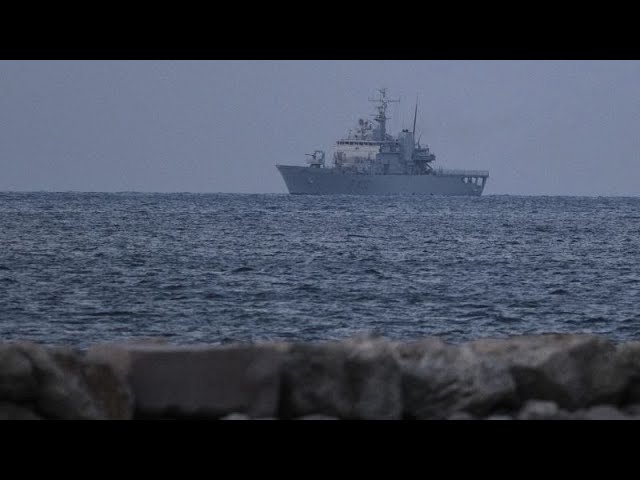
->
1;60;639;196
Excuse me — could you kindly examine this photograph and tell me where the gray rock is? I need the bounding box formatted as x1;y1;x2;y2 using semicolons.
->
296;414;340;420
30;346;104;419
447;412;475;420
484;414;513;420
0;344;37;402
0;342;132;419
220;413;279;420
87;342;288;419
281;337;402;420
517;400;574;420
77;355;134;420
3;334;638;421
469;334;624;410
0;401;42;420
48;348;134;420
394;337;446;362
518;400;558;420
220;413;251;420
622;403;640;416
613;342;640;403
398;338;517;419
577;405;630;420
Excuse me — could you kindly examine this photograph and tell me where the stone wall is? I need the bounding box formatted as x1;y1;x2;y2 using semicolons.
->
2;334;640;420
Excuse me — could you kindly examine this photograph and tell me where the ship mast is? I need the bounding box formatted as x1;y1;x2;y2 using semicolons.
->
412;96;418;137
368;88;399;141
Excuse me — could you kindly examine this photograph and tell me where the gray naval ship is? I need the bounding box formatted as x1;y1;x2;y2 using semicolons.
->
276;88;489;195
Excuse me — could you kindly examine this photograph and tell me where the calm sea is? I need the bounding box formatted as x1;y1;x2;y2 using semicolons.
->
1;193;639;347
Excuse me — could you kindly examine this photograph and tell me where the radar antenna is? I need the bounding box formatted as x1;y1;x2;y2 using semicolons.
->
368;87;399;141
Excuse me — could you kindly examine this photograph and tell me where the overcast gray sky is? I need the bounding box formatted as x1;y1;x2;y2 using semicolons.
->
1;60;639;195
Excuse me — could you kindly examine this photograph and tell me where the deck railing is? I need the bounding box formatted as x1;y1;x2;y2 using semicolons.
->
432;168;489;177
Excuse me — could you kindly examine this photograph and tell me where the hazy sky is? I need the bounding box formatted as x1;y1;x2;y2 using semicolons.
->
1;60;639;195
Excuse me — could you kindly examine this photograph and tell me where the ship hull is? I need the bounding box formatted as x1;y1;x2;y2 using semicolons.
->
276;165;487;196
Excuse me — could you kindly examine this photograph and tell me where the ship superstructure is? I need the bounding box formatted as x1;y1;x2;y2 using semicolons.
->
277;88;489;195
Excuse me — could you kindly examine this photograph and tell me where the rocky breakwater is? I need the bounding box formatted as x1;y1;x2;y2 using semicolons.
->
2;334;640;420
